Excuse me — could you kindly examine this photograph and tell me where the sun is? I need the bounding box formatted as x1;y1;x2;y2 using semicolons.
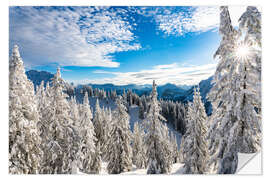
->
235;43;251;61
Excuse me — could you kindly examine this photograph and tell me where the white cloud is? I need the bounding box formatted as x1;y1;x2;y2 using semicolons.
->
71;62;217;86
154;6;249;36
9;7;140;68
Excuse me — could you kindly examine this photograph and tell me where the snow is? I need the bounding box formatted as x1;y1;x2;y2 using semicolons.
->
100;162;108;174
78;162;185;175
79;153;262;175
121;163;185;175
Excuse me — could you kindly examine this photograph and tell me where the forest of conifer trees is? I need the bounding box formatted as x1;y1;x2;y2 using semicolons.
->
9;6;261;174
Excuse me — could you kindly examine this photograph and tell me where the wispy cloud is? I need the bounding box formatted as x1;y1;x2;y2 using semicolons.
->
148;6;248;36
71;62;217;86
9;7;140;68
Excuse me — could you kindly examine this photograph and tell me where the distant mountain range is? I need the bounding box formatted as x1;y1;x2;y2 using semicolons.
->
26;70;54;88
26;69;213;114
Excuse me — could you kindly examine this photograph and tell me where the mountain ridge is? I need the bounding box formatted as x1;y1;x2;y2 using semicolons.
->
25;69;213;114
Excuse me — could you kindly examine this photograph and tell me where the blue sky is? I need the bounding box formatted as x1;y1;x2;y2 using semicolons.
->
9;6;247;85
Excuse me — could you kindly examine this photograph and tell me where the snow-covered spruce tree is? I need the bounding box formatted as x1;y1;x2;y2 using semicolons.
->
181;88;209;174
68;96;81;174
93;98;111;159
77;92;100;173
138;100;145;119
37;81;55;173
208;6;262;173
170;133;180;163
179;102;193;164
40;67;79;174
93;99;104;147
132;121;147;169
236;6;262;153
90;141;102;173
102;107;113;161
207;6;241;174
9;45;43;174
160;124;174;170
106;96;132;174
143;80;172;174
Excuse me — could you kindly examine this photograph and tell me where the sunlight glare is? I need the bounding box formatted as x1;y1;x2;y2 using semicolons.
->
235;44;251;61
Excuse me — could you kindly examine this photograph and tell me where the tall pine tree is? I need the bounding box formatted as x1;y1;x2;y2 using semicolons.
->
40;67;79;174
9;45;43;174
236;6;262;153
182;88;209;174
106;96;132;174
208;6;241;174
143;80;172;174
132;122;147;169
78;92;100;173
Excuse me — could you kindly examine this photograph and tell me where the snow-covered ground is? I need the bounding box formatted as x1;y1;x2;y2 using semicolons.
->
78;152;261;175
121;163;185;175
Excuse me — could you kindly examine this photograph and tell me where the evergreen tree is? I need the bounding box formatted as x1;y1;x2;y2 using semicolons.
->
93;99;104;148
106;96;132;174
236;6;262;153
179;102;193;164
182;88;209;174
9;45;43;174
207;6;241;174
68;96;81;173
90;142;102;173
208;6;262;173
40;67;79;174
170;133;180;163
102;107;112;160
143;80;172;174
78;92;100;173
138;100;145;119
132;122;147;169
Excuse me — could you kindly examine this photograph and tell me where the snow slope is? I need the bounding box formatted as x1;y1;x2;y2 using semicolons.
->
79;152;260;175
121;163;185;175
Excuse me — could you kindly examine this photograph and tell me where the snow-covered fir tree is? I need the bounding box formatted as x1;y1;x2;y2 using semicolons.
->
179;102;193;164
78;92;100;173
90;141;102;173
143;80;172;174
160;124;174;171
106;96;133;174
102;107;113;160
207;6;242;174
181;88;209;174
139;100;145;119
170;133;180;163
132;121;147;169
37;81;55;173
93;98;112;159
68;96;81;173
93;99;104;148
236;6;262;153
9;45;43;174
40;67;79;174
208;6;262;174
